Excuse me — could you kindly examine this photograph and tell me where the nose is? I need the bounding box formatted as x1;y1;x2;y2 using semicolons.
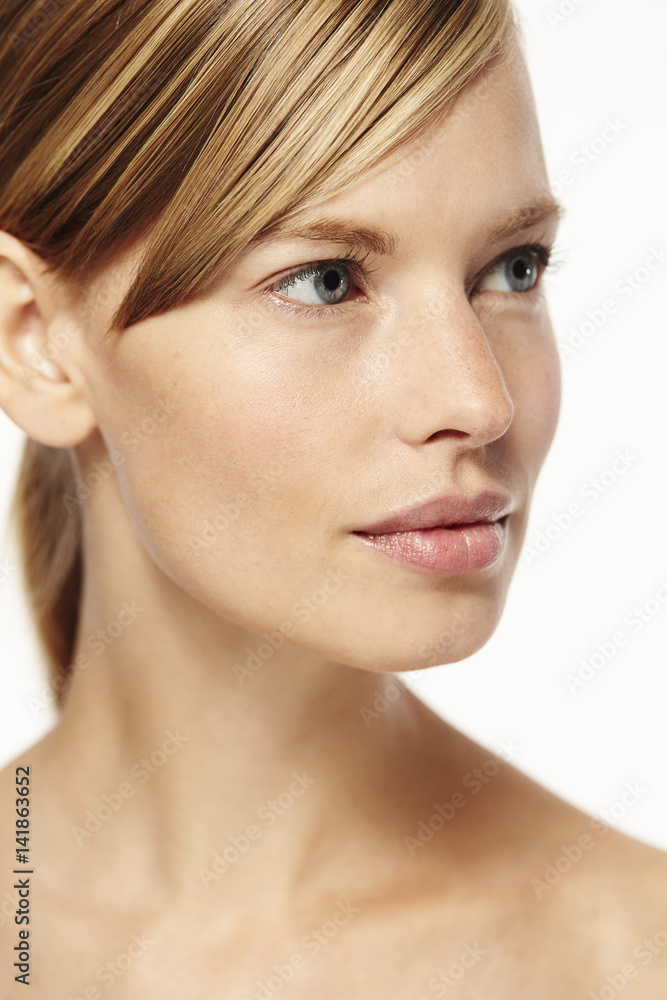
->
392;288;514;448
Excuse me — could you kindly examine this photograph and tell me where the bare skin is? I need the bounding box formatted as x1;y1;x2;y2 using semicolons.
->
0;40;666;999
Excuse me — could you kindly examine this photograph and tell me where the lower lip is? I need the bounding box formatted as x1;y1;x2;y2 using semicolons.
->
352;519;507;576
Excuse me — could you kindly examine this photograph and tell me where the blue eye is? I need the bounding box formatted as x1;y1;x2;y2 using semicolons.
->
478;246;548;294
505;251;538;291
273;261;353;306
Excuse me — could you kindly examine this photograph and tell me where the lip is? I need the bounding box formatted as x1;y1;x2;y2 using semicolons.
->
351;490;513;577
353;490;513;535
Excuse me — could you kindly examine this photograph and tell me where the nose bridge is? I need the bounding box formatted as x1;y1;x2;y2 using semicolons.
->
395;285;514;445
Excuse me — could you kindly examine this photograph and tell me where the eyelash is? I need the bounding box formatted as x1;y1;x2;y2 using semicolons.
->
265;242;558;320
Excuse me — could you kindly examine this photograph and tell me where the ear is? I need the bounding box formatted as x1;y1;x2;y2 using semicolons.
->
0;230;97;447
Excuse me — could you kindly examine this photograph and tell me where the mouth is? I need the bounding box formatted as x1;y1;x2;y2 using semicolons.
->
351;491;513;576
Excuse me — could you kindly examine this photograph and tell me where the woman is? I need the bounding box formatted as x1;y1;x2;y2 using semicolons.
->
0;0;665;996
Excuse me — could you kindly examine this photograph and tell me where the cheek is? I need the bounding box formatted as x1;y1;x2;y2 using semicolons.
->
92;321;356;629
518;329;561;473
83;298;562;674
494;309;562;480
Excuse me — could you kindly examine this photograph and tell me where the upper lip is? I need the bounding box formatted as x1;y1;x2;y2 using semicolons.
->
353;489;514;534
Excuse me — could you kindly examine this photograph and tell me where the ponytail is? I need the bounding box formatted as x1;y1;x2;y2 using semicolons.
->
12;440;82;704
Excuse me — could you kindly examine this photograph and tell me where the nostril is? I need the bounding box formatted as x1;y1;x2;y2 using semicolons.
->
426;428;469;443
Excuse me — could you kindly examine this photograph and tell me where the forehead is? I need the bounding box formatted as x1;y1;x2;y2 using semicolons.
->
78;41;553;332
423;42;546;192
262;43;551;257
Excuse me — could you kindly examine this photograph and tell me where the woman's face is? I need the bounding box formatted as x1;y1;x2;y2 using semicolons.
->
74;41;561;673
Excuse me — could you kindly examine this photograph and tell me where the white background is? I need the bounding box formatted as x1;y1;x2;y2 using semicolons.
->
1;0;666;849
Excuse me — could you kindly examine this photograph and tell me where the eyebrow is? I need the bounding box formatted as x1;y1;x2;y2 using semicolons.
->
248;219;399;257
484;197;564;244
247;196;563;258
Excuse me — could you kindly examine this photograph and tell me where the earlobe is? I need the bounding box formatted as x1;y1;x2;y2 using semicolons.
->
0;232;97;447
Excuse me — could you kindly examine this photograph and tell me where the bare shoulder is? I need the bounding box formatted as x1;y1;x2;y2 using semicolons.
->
559;823;667;996
420;719;667;995
384;713;667;999
497;759;667;996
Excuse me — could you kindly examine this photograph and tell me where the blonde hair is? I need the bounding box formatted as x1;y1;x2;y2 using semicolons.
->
1;0;513;703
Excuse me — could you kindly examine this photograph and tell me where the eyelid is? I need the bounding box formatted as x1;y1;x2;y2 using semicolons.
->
262;247;377;319
470;242;555;296
262;239;560;320
270;247;377;294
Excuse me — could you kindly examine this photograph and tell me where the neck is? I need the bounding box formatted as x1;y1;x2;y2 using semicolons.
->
42;498;455;919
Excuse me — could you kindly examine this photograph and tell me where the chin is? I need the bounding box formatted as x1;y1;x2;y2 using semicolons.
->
307;584;509;676
404;616;503;671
